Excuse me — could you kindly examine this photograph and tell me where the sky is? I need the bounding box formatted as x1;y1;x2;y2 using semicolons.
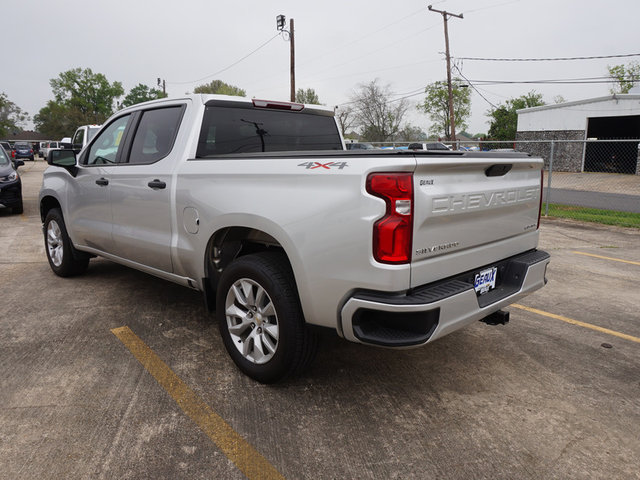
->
4;0;640;137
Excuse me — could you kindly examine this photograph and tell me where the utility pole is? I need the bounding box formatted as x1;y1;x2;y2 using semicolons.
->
157;77;166;96
428;5;463;146
277;15;296;102
289;18;295;102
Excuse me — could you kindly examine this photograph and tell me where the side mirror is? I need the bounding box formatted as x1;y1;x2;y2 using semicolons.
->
48;149;76;166
47;149;78;176
13;159;25;168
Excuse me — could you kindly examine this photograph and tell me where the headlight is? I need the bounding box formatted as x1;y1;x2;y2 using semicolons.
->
1;171;18;182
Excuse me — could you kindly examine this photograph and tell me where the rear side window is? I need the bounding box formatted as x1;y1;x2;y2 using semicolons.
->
128;106;183;165
197;106;342;157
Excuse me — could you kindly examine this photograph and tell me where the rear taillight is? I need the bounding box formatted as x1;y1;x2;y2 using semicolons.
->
537;169;544;229
366;173;413;264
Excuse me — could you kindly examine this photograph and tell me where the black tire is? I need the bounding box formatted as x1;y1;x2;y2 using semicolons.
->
43;208;89;277
216;252;317;384
12;202;23;215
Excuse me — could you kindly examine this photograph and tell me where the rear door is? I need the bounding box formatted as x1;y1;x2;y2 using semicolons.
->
410;152;543;287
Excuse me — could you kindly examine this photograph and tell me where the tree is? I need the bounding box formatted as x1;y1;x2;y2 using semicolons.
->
418;78;471;140
350;79;409;142
335;105;356;137
395;124;427;142
486;91;545;141
0;93;29;138
50;68;124;121
34;101;83;139
193;80;246;96
35;68;124;137
607;62;640;94
295;88;320;104
121;84;167;108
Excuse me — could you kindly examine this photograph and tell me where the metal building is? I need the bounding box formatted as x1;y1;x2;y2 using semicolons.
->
516;93;640;174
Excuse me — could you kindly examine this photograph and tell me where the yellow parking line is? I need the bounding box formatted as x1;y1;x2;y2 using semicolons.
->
512;304;640;344
111;326;285;480
572;251;640;266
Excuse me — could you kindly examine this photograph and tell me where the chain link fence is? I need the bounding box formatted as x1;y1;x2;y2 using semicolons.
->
512;140;640;224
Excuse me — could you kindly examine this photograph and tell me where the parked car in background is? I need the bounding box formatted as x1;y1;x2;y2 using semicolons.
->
41;141;63;159
408;142;450;151
12;142;34;161
345;142;376;150
39;141;48;157
0;144;24;214
71;125;102;153
0;141;13;154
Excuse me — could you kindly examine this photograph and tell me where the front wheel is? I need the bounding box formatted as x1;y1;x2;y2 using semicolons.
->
216;252;317;384
44;208;89;277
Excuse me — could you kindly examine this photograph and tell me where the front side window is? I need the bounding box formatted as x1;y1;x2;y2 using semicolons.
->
85;115;130;165
128;106;183;165
197;106;342;157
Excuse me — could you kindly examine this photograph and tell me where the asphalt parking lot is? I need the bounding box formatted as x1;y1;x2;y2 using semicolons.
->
1;160;639;479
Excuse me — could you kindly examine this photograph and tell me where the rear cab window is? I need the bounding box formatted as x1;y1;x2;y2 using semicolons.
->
196;103;342;157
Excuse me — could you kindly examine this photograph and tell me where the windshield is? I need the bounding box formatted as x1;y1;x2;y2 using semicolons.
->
0;147;8;165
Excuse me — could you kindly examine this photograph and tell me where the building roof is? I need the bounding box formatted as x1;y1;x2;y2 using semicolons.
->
2;130;47;142
516;94;640;115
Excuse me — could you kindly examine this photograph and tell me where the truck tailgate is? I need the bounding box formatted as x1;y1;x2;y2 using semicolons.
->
411;153;543;288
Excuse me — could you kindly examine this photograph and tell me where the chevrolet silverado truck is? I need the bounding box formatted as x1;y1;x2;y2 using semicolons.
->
39;94;549;383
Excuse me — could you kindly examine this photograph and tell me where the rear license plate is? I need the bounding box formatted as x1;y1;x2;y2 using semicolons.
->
474;267;497;295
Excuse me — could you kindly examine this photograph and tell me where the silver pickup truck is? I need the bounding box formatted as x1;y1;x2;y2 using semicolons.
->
39;95;549;383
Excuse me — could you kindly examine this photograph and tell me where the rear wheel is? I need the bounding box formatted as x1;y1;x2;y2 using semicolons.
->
216;252;317;383
44;208;89;277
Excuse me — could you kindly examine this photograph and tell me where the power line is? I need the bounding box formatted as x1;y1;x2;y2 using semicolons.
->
464;0;526;14
454;53;640;62
294;7;428;72
453;64;497;108
336;87;426;108
467;77;635;85
167;33;280;86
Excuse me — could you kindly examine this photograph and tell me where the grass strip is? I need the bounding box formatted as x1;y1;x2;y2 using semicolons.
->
545;204;640;228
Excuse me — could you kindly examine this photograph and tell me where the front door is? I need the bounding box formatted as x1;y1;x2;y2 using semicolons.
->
66;114;132;254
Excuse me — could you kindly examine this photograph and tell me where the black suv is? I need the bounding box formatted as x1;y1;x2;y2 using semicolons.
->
13;142;34;161
0;145;23;214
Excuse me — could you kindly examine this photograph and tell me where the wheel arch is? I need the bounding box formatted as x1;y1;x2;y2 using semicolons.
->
40;195;62;223
202;226;299;312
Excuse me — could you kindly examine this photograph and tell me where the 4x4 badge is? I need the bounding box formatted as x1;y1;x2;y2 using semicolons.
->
298;161;348;170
